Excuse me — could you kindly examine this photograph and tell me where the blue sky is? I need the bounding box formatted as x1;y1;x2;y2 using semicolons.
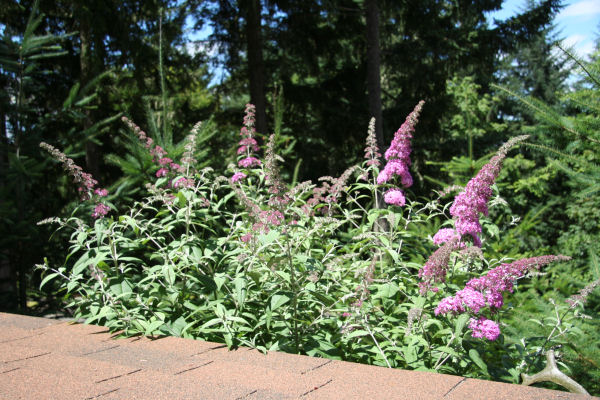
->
488;0;600;57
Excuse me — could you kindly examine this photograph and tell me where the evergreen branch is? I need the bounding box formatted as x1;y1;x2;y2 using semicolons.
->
557;43;600;88
526;142;599;171
494;84;600;145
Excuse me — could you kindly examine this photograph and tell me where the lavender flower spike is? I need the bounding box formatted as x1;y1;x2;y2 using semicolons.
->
447;135;528;246
435;254;570;341
237;104;261;168
417;238;459;294
377;100;424;186
364;117;381;167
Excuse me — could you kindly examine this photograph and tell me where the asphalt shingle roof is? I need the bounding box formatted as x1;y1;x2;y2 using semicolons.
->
0;312;593;399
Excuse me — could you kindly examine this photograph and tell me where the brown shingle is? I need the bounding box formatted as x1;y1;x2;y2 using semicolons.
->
0;312;594;400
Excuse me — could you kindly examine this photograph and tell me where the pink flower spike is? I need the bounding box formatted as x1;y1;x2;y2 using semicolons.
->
156;168;168;177
469;317;500;341
383;188;406;206
377;101;424;188
231;172;247;183
238;156;261;168
94;188;108;197
449;135;529;246
158;157;172;166
92;203;110;219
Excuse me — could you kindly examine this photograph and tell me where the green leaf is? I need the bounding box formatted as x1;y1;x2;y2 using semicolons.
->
454;313;470;337
72;252;90;275
275;270;290;283
468;349;488;373
214;273;227;291
435;346;459;358
308;290;335;306
233;277;247;307
259;230;279;245
270;293;290;311
163;264;176;285
372;283;399;299
346;329;369;339
39;273;59;289
200;318;223;329
170;316;187;337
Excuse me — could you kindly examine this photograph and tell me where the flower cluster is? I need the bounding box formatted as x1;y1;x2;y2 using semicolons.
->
181;121;202;174
231;172;247;184
92;203;111;219
264;134;291;211
565;278;600;309
432;228;461;246
383;188;405;207
305;166;358;216
121;117;184;183
363;117;381;168
377;101;424;205
237;103;261;171
468;317;501;341
435;255;570;340
444;135;529;246
417;238;459;294
342;258;375;319
40;142;110;219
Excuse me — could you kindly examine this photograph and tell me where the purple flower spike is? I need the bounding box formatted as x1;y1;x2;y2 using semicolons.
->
377;101;424;185
383;189;406;206
435;255;570;340
469;317;500;341
444;135;529;246
377;101;424;206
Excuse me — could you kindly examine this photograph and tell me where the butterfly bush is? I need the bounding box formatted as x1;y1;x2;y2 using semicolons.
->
37;102;595;393
237;103;261;170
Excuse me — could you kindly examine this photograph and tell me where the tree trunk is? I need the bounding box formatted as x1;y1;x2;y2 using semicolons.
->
78;4;100;178
0;109;16;306
366;0;383;152
244;0;268;134
366;0;388;233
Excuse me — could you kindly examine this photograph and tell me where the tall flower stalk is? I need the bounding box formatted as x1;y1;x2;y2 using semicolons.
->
377;100;424;206
435;255;570;340
40;142;110;219
445;135;529;246
237;103;261;169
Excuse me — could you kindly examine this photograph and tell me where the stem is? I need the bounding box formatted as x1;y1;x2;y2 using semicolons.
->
185;193;191;237
536;304;571;361
363;315;391;368
287;244;299;354
158;13;168;142
433;332;455;370
108;230;119;272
